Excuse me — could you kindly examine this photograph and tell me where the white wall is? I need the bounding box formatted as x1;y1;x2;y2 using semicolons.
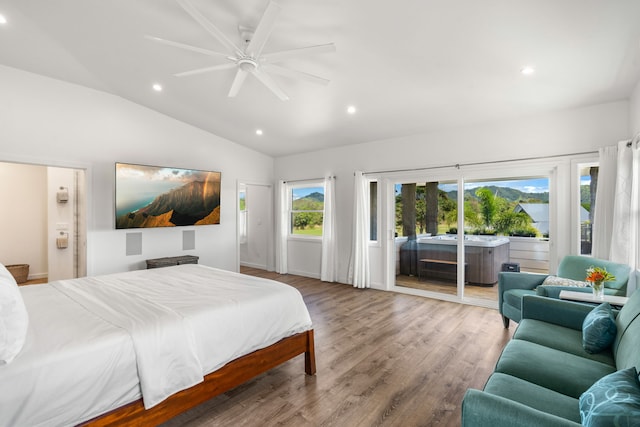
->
275;101;631;284
630;80;640;136
0;162;48;279
0;65;274;276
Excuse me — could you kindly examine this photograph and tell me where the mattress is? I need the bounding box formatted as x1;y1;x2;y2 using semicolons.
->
0;264;312;427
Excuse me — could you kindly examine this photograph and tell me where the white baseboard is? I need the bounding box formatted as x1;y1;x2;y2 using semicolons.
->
288;269;321;280
240;261;268;270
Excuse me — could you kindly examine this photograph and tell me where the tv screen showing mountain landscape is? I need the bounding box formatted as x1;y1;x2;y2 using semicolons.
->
115;163;221;229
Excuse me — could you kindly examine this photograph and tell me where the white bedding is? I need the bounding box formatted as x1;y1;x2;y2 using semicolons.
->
0;264;312;427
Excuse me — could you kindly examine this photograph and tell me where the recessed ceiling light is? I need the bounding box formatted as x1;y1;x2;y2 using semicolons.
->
152;83;163;92
520;66;535;76
0;14;7;24
256;129;263;136
347;105;357;114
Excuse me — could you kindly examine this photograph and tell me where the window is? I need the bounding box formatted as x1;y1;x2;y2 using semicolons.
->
238;189;247;243
578;164;598;255
370;180;378;241
290;184;324;237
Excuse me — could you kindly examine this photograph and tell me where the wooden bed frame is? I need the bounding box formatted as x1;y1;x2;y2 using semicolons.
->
80;329;315;426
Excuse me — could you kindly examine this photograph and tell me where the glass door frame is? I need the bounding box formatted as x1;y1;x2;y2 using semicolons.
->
380;159;563;309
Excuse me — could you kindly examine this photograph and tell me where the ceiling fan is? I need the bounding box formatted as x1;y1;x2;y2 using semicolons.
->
146;0;335;101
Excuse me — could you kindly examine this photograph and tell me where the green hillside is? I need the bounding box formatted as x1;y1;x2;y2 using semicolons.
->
445;186;549;203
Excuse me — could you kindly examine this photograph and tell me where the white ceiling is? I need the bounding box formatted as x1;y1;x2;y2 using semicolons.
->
1;0;640;157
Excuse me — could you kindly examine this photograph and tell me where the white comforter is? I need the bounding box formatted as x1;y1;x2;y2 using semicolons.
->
0;264;312;427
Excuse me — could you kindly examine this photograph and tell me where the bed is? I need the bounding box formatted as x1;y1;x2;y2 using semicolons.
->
0;263;315;426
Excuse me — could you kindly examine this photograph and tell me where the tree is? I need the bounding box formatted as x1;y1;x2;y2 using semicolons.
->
425;182;439;235
401;184;416;238
475;188;497;229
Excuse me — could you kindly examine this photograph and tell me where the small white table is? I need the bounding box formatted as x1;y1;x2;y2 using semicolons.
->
559;290;629;307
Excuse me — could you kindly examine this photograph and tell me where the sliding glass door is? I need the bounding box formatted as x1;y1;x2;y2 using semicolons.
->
388;168;553;307
394;179;460;299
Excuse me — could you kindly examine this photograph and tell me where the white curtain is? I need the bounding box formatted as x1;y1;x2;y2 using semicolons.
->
592;145;618;259
321;176;338;282
592;138;640;295
275;180;288;274
348;171;370;288
609;138;640;295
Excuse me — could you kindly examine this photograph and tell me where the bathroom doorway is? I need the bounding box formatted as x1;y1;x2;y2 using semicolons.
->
0;161;87;283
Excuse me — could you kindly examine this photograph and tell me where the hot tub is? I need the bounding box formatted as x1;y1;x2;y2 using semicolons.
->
414;235;510;285
417;235;510;247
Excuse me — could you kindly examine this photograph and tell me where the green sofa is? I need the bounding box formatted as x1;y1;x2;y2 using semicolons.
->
462;291;640;426
499;255;630;328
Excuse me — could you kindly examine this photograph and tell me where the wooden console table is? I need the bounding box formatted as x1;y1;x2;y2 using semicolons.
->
146;255;199;269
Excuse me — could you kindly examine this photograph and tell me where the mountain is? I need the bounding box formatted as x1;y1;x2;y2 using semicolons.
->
304;192;324;202
292;192;324;210
116;180;221;228
445;186;549;203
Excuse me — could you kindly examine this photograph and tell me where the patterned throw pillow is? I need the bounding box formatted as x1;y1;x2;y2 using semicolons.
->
539;275;589;288
580;367;640;427
582;302;617;354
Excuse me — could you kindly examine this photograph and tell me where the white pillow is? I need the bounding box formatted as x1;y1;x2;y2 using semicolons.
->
539;275;589;288
0;263;29;364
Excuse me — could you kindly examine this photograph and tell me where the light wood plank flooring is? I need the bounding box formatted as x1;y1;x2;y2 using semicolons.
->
162;268;514;427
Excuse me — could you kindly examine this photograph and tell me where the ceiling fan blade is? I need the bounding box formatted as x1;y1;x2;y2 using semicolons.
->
263;64;329;86
145;35;232;59
176;0;242;56
174;63;237;77
262;43;336;63
246;1;281;58
228;69;249;97
251;69;289;101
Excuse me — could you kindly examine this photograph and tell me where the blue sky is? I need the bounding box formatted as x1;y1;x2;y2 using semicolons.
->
292;186;324;199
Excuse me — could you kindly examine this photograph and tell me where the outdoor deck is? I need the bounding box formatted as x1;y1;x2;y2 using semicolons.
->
395;274;498;301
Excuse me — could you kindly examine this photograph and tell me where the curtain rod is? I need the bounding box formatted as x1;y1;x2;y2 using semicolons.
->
626;133;640;147
283;176;335;184
362;149;599;176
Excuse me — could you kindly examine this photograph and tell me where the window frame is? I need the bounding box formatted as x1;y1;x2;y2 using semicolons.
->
238;189;247;244
369;179;380;245
572;157;599;256
288;181;325;240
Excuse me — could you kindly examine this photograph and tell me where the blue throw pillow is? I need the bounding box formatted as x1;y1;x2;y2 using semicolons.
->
582;302;617;354
580;367;640;427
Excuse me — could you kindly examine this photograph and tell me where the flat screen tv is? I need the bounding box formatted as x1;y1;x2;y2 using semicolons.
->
115;162;221;229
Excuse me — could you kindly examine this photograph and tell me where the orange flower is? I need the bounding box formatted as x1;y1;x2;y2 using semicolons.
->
585;266;616;283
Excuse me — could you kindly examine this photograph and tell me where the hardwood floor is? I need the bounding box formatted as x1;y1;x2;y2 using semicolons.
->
162;268;514;427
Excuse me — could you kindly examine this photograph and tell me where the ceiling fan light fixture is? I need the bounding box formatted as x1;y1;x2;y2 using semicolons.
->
238;58;258;72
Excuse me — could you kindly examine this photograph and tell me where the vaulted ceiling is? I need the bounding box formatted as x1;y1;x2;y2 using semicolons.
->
1;1;639;157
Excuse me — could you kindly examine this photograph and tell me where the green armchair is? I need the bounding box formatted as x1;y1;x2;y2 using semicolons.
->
498;255;630;328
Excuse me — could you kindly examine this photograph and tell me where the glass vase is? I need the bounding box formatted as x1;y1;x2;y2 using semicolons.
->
592;281;604;299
